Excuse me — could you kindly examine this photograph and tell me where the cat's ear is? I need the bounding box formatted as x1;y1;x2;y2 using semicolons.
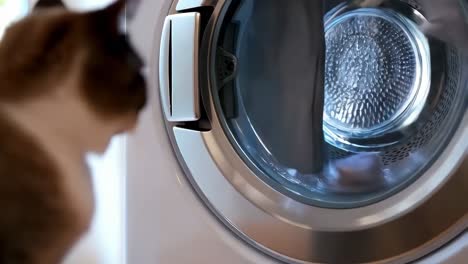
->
89;0;126;34
104;0;126;17
34;0;64;9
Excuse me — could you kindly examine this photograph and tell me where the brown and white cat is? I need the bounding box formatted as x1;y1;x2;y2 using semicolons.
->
0;0;146;263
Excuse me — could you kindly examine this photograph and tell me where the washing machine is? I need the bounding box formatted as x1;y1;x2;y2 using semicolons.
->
126;0;468;263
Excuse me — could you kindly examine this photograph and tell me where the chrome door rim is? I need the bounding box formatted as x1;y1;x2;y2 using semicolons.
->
157;1;468;263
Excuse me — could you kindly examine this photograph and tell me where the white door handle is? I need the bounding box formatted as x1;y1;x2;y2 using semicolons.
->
160;12;201;122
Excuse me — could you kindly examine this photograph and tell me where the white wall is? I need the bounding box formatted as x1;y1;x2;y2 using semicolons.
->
0;0;28;39
65;136;127;264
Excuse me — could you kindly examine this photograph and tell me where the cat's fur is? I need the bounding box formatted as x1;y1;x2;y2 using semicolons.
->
0;0;146;263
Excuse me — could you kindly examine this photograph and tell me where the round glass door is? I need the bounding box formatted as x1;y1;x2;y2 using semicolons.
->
212;0;466;208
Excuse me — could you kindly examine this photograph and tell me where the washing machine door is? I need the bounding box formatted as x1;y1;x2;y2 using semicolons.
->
157;0;468;263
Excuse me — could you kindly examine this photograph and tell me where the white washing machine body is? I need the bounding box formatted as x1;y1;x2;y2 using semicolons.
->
126;0;468;263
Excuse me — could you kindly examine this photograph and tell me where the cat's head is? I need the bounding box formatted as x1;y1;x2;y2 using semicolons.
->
0;0;146;136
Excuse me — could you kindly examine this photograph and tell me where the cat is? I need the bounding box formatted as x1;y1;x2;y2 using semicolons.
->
0;0;146;263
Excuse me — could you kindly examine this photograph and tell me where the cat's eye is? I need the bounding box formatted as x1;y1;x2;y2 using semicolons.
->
0;0;29;40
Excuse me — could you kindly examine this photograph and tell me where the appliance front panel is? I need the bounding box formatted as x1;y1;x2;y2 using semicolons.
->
154;0;468;263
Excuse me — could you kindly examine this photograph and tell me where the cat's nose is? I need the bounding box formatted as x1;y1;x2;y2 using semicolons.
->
131;72;147;111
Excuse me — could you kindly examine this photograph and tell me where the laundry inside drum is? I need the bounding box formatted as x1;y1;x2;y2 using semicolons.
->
323;8;431;151
213;0;465;208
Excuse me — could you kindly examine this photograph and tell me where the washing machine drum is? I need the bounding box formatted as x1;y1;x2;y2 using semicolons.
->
159;0;467;263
